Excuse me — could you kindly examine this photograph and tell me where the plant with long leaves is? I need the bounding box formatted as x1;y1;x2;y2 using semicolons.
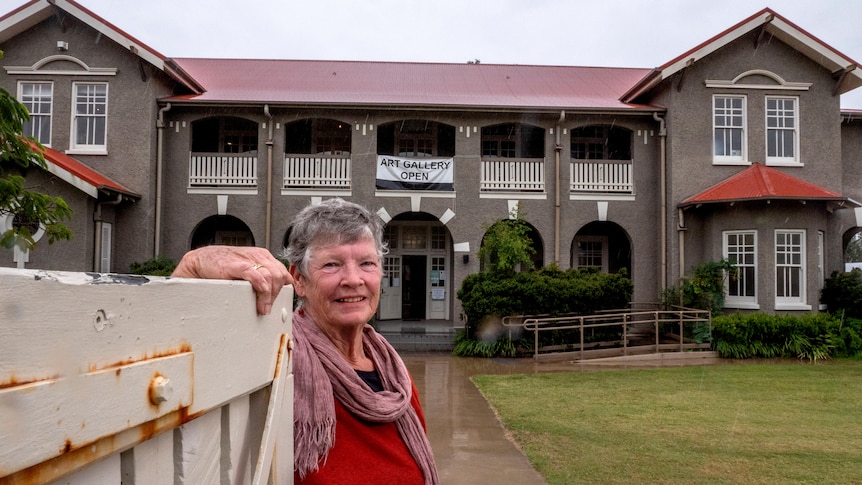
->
0;59;72;250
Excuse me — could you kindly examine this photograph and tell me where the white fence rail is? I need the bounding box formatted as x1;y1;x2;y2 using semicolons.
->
570;159;633;193
480;158;545;192
189;153;258;187
283;155;351;189
0;268;293;484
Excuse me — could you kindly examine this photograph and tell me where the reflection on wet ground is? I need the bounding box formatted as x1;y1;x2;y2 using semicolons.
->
402;352;725;484
402;353;549;485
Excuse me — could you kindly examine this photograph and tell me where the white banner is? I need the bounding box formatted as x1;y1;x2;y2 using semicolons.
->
376;155;454;191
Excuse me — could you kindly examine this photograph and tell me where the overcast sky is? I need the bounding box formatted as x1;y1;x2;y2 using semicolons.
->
3;0;862;108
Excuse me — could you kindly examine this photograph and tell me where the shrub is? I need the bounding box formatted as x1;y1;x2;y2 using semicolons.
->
129;256;177;276
821;268;862;319
712;312;862;361
661;259;735;316
478;211;536;275
456;266;633;356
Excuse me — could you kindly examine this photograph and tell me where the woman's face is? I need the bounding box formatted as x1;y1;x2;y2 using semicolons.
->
292;236;382;330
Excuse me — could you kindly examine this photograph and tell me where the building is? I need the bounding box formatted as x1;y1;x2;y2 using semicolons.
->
2;0;861;326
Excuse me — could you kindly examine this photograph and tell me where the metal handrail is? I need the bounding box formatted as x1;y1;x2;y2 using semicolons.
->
502;307;711;360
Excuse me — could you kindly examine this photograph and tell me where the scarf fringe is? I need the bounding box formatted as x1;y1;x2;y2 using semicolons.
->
293;421;336;479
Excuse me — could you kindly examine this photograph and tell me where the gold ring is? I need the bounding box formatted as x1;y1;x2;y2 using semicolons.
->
252;263;263;271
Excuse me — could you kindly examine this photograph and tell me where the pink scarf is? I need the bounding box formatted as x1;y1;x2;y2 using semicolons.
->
292;309;439;484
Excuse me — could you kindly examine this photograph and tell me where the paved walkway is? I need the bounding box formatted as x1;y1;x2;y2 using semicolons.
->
402;353;548;485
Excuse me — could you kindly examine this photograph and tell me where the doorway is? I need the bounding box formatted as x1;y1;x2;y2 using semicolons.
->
402;255;427;320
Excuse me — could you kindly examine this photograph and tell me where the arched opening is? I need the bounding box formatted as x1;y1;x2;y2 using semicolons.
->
191;116;258;153
479;219;544;272
190;215;254;249
571;221;631;276
378;212;452;321
481;122;545;158
284;118;352;155
843;227;862;270
570;124;633;160
377;120;456;157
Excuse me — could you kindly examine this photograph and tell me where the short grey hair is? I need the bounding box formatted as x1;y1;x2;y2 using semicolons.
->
283;198;387;278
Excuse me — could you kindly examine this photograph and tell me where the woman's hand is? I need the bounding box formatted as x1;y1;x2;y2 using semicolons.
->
172;245;293;315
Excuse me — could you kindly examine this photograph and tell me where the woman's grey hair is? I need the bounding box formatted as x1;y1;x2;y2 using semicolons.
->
282;198;387;277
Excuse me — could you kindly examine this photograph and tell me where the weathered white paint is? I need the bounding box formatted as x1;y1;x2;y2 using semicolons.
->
0;268;293;484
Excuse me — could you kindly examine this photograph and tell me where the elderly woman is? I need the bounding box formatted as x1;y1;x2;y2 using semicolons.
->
173;198;438;484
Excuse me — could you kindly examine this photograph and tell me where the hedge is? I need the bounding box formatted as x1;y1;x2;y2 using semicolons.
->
712;312;862;361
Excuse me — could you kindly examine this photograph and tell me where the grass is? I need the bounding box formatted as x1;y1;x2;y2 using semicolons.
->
472;360;862;484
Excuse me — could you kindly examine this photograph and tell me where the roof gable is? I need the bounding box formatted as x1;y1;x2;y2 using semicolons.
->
679;163;858;210
0;0;204;93
623;8;862;103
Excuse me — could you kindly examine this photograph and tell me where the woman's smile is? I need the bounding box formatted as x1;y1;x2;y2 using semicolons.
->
293;236;382;331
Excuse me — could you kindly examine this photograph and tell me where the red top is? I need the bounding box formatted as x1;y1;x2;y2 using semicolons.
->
296;382;428;484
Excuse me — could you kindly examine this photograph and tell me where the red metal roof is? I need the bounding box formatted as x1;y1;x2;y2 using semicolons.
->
679;163;857;208
165;59;654;110
36;145;140;199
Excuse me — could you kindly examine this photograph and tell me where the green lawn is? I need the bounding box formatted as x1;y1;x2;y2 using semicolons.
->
472;360;862;485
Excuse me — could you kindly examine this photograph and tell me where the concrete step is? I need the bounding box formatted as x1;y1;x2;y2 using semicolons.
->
379;330;456;352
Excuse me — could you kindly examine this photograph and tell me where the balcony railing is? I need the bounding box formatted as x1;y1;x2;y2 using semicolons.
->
570;159;633;193
480;157;544;192
189;152;258;187
283;154;351;189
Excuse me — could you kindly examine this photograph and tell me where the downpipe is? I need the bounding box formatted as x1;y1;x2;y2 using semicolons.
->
653;112;667;291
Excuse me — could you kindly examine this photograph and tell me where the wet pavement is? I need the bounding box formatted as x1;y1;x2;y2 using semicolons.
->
402;352;724;484
402;353;551;485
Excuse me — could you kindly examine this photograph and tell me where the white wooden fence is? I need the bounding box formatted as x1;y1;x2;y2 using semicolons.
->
0;268;293;484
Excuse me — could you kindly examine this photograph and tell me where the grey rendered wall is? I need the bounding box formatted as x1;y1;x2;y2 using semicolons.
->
651;29;847;306
0;13;176;272
159;106;663;319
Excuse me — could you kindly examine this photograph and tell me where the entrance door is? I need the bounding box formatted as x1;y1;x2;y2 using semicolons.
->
379;256;402;320
402;255;427;320
428;256;447;319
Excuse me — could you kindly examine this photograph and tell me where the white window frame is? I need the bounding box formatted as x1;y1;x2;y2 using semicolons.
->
817;230;826;310
18;81;53;146
723;230;758;309
573;235;609;272
99;222;112;272
69;82;108;154
775;229;810;310
712;95;747;164
765;96;800;166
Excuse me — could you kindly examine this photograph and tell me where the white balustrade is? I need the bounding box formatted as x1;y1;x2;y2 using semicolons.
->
570;159;634;193
189;153;258;187
480;158;545;192
283;155;351;189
